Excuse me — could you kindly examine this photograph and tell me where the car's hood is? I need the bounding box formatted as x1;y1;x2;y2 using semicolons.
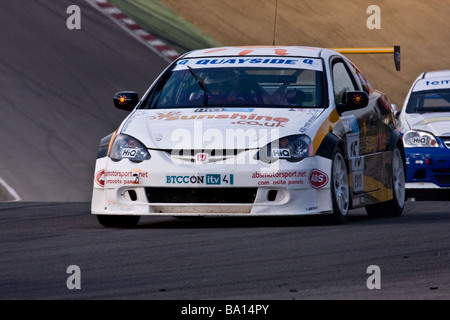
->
405;112;450;137
121;108;324;149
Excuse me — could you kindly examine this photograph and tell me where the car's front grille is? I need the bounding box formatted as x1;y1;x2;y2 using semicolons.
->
431;168;450;174
431;168;450;185
441;137;450;149
162;149;245;163
434;175;450;185
146;187;257;204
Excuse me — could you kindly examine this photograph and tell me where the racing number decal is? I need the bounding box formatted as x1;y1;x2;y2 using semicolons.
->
348;136;359;158
341;115;364;193
351;157;364;193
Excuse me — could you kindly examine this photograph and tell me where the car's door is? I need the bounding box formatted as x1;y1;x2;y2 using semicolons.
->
330;56;381;196
347;59;395;155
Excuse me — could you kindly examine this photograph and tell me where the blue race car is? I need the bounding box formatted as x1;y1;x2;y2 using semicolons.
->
397;70;450;200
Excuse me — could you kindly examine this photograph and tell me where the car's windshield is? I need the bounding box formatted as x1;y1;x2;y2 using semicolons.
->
143;57;325;109
406;89;450;113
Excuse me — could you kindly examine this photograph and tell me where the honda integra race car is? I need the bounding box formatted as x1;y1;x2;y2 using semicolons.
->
92;46;405;227
397;70;450;200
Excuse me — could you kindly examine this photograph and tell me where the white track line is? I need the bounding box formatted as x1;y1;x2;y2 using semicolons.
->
0;176;21;202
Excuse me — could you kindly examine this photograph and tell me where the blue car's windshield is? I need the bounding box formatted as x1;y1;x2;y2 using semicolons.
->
143;57;325;109
406;89;450;113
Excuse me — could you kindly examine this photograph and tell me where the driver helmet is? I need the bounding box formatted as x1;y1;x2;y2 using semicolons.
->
204;70;238;97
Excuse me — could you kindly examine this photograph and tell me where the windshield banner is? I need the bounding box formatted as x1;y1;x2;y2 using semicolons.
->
174;57;323;71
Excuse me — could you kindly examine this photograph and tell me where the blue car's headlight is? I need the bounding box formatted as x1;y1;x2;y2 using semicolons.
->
256;134;312;163
109;134;151;162
403;130;439;148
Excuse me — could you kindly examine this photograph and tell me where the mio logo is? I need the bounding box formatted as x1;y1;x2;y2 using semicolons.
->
309;169;329;189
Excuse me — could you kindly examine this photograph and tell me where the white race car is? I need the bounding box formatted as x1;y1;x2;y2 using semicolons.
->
397;69;450;200
92;46;405;227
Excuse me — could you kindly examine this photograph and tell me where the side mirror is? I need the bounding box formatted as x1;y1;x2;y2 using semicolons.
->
113;91;139;111
337;91;369;114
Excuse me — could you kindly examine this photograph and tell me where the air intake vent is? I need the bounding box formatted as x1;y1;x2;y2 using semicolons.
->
441;137;450;149
146;187;257;203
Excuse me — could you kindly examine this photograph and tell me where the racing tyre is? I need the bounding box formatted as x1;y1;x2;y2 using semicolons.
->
366;146;406;217
97;215;141;228
330;148;350;224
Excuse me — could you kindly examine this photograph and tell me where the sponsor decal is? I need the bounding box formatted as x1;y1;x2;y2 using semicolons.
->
195;108;226;112
95;170;105;187
194;108;255;113
103;170;149;186
425;80;450;86
309;169;329;189
148;112;290;127
299;111;321;134
289;108;311;112
205;174;221;185
120;148;139;159
352;195;365;207
252;171;307;186
224;108;255;112
252;171;307;179
166;174;234;185
415;79;450;91
175;57;323;71
341;115;359;134
271;148;291;158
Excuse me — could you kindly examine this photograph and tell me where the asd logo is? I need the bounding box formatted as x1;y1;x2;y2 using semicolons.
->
309;169;329;189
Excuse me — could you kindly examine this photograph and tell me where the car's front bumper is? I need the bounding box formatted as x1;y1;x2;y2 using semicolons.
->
91;151;334;216
405;147;450;200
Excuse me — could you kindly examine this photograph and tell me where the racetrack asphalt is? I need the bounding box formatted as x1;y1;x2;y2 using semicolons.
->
0;200;448;300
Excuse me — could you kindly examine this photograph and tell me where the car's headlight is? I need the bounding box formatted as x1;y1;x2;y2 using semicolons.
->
403;130;439;148
256;134;312;163
109;134;151;162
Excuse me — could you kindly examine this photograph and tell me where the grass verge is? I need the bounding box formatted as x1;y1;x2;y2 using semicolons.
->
107;0;221;54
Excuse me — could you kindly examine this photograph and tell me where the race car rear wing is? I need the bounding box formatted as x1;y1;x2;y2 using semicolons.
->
330;46;401;71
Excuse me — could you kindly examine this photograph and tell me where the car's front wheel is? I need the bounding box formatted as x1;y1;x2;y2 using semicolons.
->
330;148;350;224
96;215;141;228
366;146;406;217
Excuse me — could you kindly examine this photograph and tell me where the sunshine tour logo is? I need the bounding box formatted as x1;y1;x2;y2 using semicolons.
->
149;112;289;127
